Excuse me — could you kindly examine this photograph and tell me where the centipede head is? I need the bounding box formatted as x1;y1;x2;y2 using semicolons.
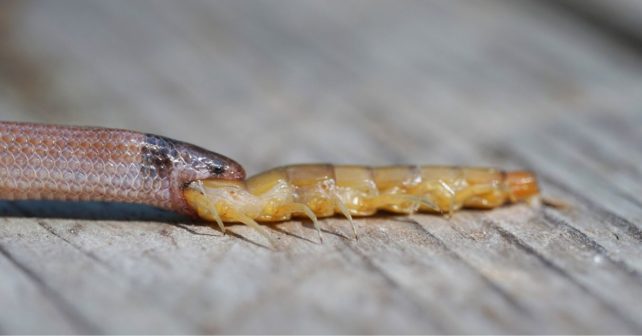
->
184;180;249;219
183;179;282;246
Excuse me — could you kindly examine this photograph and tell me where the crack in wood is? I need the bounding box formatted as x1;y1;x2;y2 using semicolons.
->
489;222;642;332
342;240;449;333
35;220;114;272
540;209;642;280
0;243;100;333
539;174;642;242
400;217;532;317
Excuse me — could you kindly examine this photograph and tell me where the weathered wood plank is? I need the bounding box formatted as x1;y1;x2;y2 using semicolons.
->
413;210;640;334
0;218;200;333
0;243;80;333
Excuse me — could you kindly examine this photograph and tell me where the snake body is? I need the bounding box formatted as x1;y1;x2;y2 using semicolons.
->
0;122;245;216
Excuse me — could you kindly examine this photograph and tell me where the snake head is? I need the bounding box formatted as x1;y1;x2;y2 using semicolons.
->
142;134;245;216
174;141;245;183
142;134;245;184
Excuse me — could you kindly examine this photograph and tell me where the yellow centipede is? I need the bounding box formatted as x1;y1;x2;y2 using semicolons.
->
184;164;539;243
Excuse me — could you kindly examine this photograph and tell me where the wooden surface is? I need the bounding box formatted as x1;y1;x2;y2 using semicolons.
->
0;0;641;333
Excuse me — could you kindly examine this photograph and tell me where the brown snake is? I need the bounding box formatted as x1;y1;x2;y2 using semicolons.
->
0;121;245;216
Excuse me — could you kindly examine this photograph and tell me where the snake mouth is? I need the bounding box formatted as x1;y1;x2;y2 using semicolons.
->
192;179;247;189
219;160;246;180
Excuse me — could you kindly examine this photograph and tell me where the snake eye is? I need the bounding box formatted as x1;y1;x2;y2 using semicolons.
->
209;165;225;175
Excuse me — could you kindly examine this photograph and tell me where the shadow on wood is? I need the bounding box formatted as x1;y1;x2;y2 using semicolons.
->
0;200;189;223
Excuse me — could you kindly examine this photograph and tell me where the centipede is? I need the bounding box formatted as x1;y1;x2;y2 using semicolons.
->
0;122;539;244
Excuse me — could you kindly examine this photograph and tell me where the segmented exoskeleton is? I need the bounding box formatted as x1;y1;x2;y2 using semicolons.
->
184;164;539;243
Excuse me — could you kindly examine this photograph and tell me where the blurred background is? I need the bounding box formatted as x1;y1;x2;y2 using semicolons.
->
1;0;640;173
0;0;641;334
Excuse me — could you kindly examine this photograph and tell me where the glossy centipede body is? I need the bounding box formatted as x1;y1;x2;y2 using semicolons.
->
184;164;539;242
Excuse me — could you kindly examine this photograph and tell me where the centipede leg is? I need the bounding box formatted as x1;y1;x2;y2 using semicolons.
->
192;181;227;234
333;196;358;241
437;179;456;217
302;205;323;243
284;203;323;243
228;208;276;247
209;206;227;234
404;195;440;213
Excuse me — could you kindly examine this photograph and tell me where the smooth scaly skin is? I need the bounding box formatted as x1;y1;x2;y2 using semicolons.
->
0;121;245;215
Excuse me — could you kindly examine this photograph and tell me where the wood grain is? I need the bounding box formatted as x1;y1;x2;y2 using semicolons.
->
0;0;640;333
